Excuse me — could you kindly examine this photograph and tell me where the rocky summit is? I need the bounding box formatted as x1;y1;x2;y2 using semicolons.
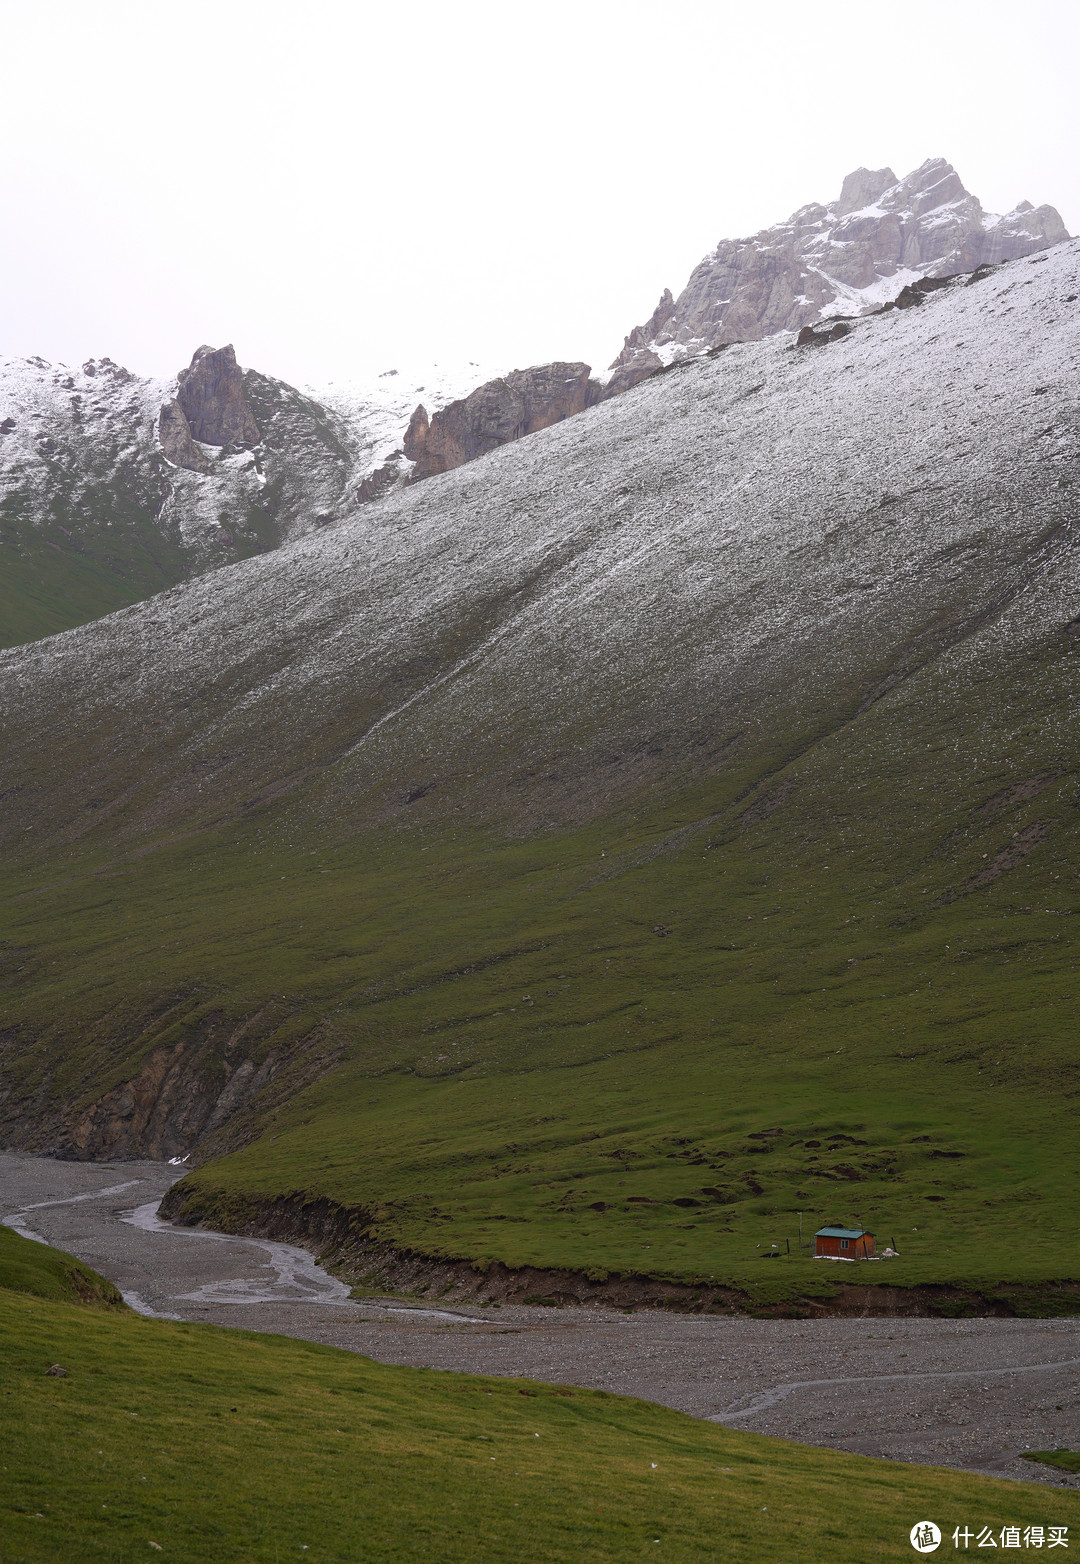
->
610;157;1068;387
168;343;262;462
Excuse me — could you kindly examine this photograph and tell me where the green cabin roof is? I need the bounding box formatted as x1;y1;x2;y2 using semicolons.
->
815;1226;873;1239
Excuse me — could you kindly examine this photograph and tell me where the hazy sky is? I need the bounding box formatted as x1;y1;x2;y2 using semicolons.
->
1;0;1076;389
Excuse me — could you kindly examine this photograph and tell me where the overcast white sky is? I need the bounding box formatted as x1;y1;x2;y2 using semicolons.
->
0;0;1076;390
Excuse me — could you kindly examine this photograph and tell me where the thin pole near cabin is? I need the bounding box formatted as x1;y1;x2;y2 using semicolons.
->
798;1211;803;1250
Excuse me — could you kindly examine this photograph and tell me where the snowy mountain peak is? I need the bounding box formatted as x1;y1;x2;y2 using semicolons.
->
611;157;1069;382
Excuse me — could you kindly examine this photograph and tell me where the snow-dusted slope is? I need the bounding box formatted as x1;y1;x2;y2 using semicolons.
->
2;242;1078;854
0;352;277;560
611;158;1069;382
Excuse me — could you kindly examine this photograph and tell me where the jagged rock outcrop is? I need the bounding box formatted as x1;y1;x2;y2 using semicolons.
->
157;396;211;473
616;288;675;361
403;404;429;461
611;157;1069;386
176;343;261;450
406;361;602;481
602;350;665;398
355;454;405;503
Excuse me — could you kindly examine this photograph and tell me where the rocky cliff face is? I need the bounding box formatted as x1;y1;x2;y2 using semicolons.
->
610;158;1069;385
176;343;261;452
157;396;212;473
404;362;602;481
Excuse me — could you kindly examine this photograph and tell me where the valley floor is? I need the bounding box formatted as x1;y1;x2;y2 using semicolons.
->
3;1152;1078;1492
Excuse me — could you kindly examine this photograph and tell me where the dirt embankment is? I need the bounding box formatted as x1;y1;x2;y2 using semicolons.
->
158;1183;1080;1320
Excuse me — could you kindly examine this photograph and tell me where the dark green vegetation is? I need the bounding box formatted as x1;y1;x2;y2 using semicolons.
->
2;246;1079;1304
1023;1450;1080;1474
0;492;187;650
6;719;1080;1302
3;1290;1077;1564
0;1224;125;1308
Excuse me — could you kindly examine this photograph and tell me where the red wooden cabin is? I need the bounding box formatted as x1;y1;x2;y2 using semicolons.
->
814;1225;874;1260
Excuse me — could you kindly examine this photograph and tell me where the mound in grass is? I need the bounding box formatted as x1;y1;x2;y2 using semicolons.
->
0;1223;125;1308
2;1291;1078;1563
1023;1450;1080;1474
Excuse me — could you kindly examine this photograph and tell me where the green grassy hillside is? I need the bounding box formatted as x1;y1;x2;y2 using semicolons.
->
3;1289;1076;1563
0;1224;125;1308
2;247;1079;1300
4;641;1080;1300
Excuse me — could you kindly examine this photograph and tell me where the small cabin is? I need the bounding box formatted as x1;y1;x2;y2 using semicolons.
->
815;1225;874;1260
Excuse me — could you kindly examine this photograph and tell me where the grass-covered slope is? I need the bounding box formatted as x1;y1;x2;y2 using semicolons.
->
1;245;1079;1296
3;1290;1077;1564
0;1223;125;1307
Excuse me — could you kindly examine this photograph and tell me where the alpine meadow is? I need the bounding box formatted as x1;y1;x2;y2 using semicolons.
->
3;128;1080;1562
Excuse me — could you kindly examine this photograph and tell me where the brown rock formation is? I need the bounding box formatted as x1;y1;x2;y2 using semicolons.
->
601;350;665;398
157;397;211;473
403;404;429;461
355;455;404;504
613;289;675;365
176;343;261;450
406;362;600;482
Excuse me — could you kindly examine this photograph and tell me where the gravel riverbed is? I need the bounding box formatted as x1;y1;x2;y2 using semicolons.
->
3;1152;1078;1490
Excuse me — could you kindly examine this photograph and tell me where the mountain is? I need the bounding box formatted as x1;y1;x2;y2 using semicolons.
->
0;347;493;648
0;341;621;650
399;158;1071;479
2;159;1067;655
609;157;1069;388
2;239;1078;1309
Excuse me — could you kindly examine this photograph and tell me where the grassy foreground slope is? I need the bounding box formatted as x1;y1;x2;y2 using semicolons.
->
2;245;1080;1297
3;1290;1078;1564
0;1224;125;1308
